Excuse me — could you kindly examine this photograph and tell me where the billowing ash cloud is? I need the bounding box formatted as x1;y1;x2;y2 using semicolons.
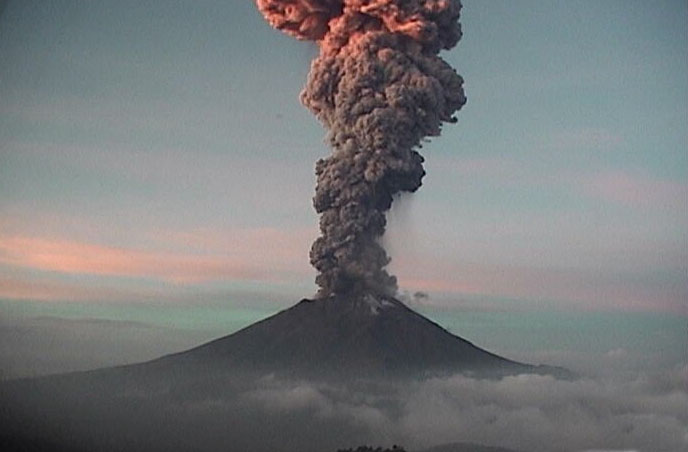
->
255;1;466;297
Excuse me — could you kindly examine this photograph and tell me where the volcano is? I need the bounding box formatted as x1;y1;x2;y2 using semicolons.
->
4;295;565;387
0;296;568;452
153;295;558;379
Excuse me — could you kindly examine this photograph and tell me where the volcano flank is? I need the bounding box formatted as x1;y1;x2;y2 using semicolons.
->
158;295;556;379
2;296;566;386
0;297;568;452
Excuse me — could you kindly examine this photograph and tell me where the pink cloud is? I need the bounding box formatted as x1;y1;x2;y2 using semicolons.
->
436;156;564;189
580;170;688;209
399;277;483;296
0;277;109;302
0;236;257;283
548;128;624;151
448;157;518;177
0;228;314;285
0;276;167;303
146;226;315;265
391;256;687;315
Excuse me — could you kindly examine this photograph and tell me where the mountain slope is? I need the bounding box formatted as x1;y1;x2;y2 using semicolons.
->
146;294;560;379
0;295;569;452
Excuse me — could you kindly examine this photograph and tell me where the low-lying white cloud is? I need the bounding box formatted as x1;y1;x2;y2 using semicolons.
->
400;371;687;452
242;369;687;452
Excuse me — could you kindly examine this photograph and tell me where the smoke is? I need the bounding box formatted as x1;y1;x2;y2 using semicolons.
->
255;1;466;298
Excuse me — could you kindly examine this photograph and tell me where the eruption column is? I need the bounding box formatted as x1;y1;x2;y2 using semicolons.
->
255;0;466;298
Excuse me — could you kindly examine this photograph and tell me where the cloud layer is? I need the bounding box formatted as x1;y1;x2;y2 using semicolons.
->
244;370;688;452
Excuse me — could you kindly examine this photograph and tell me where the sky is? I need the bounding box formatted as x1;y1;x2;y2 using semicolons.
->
0;0;686;377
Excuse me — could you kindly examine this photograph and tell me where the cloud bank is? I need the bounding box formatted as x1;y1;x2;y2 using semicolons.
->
238;370;687;452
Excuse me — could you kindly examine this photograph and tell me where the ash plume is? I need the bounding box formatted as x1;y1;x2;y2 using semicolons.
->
256;1;466;298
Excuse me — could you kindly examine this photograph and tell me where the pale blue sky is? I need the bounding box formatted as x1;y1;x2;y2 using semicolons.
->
0;0;686;317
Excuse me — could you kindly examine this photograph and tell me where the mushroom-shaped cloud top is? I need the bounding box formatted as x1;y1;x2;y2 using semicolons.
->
256;0;462;51
255;0;343;41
